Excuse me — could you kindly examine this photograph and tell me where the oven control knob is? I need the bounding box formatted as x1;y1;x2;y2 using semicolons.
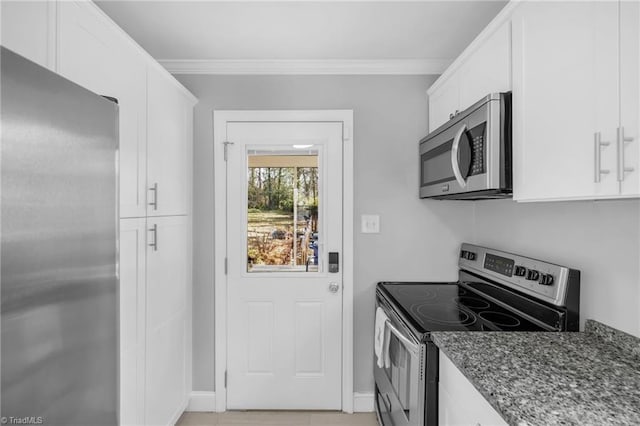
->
514;266;527;277
526;269;540;281
539;274;554;286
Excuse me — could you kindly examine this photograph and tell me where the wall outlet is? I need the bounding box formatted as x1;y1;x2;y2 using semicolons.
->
361;214;380;234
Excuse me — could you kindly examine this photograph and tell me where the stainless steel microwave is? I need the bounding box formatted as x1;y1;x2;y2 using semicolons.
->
419;92;512;200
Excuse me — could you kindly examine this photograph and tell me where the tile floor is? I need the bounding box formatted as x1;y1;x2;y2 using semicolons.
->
176;411;378;426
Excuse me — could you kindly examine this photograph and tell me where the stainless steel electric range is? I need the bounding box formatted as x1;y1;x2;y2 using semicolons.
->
374;243;580;426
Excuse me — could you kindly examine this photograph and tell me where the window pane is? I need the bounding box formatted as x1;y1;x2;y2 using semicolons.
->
246;151;319;273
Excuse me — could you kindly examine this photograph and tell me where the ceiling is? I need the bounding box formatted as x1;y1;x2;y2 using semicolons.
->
96;1;508;74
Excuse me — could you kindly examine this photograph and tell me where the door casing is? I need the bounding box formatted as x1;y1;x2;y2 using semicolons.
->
212;110;354;413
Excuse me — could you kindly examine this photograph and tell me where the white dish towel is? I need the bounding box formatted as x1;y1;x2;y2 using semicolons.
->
374;307;391;368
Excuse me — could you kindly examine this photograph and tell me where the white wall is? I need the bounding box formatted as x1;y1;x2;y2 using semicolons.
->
177;72;640;398
473;199;640;337
175;74;476;393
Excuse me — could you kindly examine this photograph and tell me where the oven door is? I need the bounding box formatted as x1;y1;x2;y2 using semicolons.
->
374;297;424;426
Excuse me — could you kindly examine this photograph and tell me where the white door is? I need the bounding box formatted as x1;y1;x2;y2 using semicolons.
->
225;121;344;409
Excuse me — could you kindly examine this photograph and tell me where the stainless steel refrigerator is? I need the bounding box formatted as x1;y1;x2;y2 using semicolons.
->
1;47;118;425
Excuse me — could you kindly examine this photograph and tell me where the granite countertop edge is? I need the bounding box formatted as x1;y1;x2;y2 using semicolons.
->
431;319;640;426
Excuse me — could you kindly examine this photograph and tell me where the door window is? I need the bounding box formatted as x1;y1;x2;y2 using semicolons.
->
246;149;321;273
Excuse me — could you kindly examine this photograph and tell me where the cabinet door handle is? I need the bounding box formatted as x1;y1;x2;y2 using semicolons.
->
149;224;158;251
149;183;158;210
617;127;634;182
594;132;610;183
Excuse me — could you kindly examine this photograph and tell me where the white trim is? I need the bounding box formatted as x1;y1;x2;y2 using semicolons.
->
353;392;375;413
160;59;451;76
187;392;217;412
213;110;355;413
427;1;520;95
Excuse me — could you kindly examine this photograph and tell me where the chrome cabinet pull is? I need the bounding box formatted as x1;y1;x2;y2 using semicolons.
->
594;132;610;183
148;183;158;210
617;127;634;182
149;224;158;251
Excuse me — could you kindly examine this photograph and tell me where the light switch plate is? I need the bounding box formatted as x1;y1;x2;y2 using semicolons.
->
361;214;380;233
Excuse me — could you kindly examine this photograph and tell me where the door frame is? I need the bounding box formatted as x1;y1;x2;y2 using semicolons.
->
212;110;354;413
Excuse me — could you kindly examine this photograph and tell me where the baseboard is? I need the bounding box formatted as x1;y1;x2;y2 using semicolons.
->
353;392;375;412
186;391;371;413
169;399;189;424
187;391;217;412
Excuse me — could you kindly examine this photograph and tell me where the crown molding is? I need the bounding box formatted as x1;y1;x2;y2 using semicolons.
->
158;59;452;75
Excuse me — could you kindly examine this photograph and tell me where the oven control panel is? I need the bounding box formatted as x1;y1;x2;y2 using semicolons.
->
458;243;575;307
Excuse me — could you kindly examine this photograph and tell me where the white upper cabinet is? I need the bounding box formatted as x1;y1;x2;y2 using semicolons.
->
619;0;640;196
512;1;638;201
57;1;148;217
428;12;512;131
429;74;460;131
458;22;511;109
1;1;55;69
146;66;193;217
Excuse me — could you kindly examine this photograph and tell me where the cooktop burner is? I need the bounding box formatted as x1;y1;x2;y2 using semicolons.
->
412;304;477;327
378;282;546;335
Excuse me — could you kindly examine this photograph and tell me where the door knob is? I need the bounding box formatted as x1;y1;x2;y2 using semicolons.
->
329;282;340;293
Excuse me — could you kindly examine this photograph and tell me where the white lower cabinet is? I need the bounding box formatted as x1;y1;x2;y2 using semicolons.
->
439;352;507;426
120;216;189;426
119;218;147;426
145;215;189;425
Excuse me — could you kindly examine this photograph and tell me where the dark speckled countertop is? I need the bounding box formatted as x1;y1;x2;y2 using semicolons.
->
431;320;640;426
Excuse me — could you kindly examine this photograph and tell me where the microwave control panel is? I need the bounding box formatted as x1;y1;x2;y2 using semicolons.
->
468;123;486;176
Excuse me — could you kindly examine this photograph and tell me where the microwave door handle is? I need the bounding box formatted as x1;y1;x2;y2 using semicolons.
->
385;320;419;355
451;124;468;188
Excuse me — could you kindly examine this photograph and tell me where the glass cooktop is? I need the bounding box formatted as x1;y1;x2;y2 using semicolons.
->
378;282;546;335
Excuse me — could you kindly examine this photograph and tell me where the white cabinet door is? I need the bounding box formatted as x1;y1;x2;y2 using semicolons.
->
619;1;640;196
145;216;188;426
512;1;619;201
119;218;147;426
147;67;191;217
1;0;54;69
429;75;460;131
57;1;148;218
439;353;508;426
458;21;512;110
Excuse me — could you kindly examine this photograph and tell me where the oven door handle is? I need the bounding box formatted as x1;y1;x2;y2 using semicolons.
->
386;320;419;355
451;123;468;188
